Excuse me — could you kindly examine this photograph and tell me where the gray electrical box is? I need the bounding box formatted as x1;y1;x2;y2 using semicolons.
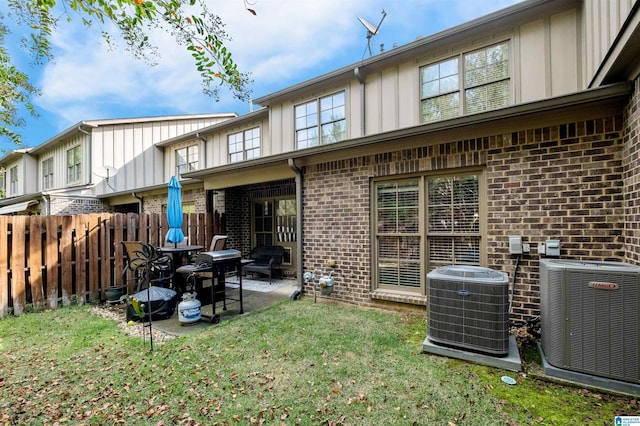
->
509;236;523;254
545;239;560;257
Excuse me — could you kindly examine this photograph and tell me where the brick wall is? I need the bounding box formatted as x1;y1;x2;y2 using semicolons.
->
49;197;109;215
302;112;626;321
624;77;640;264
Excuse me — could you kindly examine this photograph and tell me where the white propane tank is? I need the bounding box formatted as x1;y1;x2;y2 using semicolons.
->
178;292;201;324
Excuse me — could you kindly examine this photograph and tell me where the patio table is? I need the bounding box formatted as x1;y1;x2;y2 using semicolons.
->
157;245;204;291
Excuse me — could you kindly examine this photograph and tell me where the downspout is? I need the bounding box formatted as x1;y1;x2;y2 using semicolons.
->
196;132;207;168
132;192;144;213
288;158;304;300
354;67;366;137
77;125;92;185
41;193;50;216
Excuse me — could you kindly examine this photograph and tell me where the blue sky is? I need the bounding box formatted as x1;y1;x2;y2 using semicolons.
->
1;0;523;153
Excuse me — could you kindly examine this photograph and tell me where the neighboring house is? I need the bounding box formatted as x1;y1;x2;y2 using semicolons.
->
0;113;236;216
2;0;639;322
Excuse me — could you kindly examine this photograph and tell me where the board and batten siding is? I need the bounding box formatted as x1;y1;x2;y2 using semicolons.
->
583;0;637;86
91;116;231;195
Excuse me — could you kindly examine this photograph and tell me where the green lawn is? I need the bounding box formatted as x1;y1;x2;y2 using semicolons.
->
0;300;638;425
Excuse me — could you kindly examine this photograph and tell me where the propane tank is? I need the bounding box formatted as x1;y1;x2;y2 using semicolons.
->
178;292;201;324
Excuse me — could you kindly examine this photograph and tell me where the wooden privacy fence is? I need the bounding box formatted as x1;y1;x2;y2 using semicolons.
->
0;212;224;317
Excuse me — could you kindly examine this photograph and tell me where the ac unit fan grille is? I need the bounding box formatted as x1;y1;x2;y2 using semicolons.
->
428;277;510;356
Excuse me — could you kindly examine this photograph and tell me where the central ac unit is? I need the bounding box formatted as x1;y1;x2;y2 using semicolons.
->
427;265;510;356
540;259;640;384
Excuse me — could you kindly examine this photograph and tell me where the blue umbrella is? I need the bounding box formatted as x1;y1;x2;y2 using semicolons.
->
165;176;185;247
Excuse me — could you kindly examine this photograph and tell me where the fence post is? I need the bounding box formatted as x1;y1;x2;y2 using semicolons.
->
0;216;9;317
29;216;45;310
74;214;89;305
45;216;60;309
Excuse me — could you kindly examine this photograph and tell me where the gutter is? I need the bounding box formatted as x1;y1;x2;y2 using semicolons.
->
288;158;304;300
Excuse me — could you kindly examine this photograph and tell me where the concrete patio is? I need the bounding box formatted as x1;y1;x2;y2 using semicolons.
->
149;277;300;337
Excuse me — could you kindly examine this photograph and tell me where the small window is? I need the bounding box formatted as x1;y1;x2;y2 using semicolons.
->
42;158;54;190
295;92;346;149
66;146;82;183
9;166;18;195
176;145;199;178
228;127;261;162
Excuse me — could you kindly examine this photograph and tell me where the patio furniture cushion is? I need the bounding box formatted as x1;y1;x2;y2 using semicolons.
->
243;245;286;284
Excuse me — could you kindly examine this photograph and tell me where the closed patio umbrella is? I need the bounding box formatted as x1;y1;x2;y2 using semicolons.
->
165;176;185;248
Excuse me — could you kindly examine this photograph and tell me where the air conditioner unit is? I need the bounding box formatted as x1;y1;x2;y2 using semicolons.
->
427;265;510;356
540;259;640;384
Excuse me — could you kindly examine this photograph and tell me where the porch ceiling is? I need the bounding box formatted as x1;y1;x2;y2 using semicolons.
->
201;161;295;190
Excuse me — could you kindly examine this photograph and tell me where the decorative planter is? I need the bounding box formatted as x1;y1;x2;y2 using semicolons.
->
105;286;125;301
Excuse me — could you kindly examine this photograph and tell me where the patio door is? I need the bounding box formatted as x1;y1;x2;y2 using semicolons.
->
253;198;296;273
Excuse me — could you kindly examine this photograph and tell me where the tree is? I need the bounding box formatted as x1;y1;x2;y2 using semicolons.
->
1;0;255;147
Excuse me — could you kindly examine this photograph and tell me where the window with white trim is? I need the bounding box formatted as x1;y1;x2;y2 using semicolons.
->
228;127;260;162
9;166;18;195
66;146;82;183
373;171;482;294
42;157;54;190
176;145;198;178
420;41;510;123
295;91;346;149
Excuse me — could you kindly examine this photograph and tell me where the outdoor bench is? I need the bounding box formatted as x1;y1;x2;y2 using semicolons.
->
243;245;286;284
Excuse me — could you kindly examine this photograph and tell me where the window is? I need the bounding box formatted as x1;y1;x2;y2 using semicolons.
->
295;91;346;149
254;200;274;246
0;171;4;197
176;145;198;178
375;180;421;290
373;171;482;293
420;41;509;123
42;158;54;190
66;146;82;183
228;127;260;162
9;166;18;195
253;198;297;247
427;174;480;268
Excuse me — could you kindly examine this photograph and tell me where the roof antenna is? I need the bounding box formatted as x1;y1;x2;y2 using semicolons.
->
358;9;387;57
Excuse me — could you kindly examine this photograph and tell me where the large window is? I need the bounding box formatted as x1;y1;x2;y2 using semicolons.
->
66;146;82;183
295;91;346;149
228;127;260;162
42;158;54;190
176;145;198;178
427;174;480;268
374;171;482;293
376;180;421;289
9;166;18;195
420;41;509;123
